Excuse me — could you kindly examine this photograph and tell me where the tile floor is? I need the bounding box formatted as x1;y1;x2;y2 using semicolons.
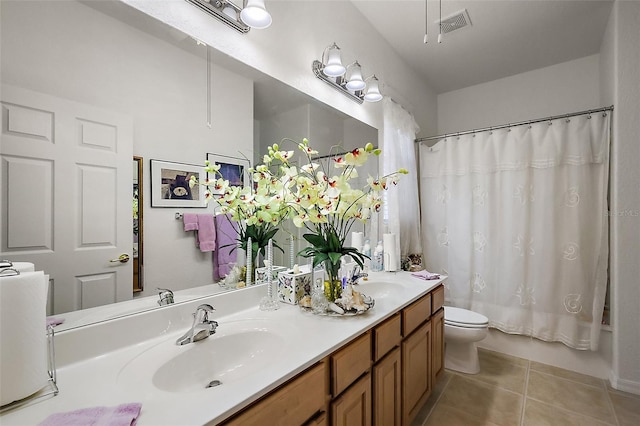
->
412;349;640;426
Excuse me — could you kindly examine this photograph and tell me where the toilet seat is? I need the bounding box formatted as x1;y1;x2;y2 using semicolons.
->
444;306;489;328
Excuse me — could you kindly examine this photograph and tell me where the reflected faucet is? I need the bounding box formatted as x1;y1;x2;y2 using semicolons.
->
348;266;368;285
176;304;219;346
157;288;174;306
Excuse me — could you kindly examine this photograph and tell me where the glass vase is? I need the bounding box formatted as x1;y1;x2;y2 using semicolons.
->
323;258;343;302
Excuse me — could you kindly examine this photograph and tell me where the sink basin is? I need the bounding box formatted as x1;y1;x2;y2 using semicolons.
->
118;319;286;393
356;280;410;299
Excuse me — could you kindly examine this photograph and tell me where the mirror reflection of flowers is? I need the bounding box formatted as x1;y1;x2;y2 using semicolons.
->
190;157;289;262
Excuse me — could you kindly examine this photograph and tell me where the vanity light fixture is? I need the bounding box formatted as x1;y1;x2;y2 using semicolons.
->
312;43;383;104
185;0;272;33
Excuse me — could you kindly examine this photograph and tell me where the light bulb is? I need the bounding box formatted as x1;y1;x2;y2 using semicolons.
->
240;0;272;29
345;62;366;91
323;43;346;77
364;77;383;102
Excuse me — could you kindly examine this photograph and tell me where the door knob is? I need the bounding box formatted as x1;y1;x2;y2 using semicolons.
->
110;254;130;263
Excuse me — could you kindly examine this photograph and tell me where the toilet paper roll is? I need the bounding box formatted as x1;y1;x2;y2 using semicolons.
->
351;232;364;252
0;271;49;406
383;233;399;272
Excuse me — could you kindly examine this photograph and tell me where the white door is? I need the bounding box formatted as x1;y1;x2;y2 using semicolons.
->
1;85;133;314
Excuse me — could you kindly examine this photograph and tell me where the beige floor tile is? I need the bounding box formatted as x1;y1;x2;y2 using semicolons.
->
424;403;501;426
608;392;640;426
527;370;615;423
478;348;530;367
455;350;528;394
411;371;453;426
438;374;523;426
530;361;605;388
523;398;615;426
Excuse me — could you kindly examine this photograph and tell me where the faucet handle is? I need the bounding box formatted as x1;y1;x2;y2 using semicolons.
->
195;304;215;321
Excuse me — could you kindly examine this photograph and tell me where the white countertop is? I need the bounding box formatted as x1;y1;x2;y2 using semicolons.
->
0;272;445;426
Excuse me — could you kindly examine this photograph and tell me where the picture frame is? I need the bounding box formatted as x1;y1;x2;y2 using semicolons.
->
206;153;251;195
150;159;207;207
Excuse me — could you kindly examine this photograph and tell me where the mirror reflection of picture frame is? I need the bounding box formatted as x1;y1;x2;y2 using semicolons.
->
206;153;251;195
150;159;207;207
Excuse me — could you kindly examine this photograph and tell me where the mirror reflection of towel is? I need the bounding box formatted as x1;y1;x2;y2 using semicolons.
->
196;214;216;252
213;215;238;280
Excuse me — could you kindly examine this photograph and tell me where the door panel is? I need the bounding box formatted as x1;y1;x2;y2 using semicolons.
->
1;84;133;314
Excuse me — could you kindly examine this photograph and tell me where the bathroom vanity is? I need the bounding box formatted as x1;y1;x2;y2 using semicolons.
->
0;272;445;426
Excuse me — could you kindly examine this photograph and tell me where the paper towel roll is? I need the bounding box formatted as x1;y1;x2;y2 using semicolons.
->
383;233;399;272
351;232;364;252
0;271;49;406
11;262;35;273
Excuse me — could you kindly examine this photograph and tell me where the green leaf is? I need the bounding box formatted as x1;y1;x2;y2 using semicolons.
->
303;233;326;247
327;252;342;265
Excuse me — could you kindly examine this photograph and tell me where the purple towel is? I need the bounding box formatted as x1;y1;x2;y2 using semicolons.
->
183;213;198;231
197;214;216;252
38;402;142;426
213;214;238;280
411;270;441;280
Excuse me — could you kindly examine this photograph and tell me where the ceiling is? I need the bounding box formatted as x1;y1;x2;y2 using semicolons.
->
351;0;614;94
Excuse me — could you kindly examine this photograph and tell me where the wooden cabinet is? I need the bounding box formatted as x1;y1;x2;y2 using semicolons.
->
221;283;446;426
223;362;326;426
432;308;445;382
331;331;371;396
332;373;372;426
373;347;401;426
373;313;401;362
402;320;432;425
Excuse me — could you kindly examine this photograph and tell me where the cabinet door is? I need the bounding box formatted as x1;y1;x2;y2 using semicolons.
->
373;347;401;426
332;373;372;426
432;308;445;382
402;320;432;425
224;362;326;426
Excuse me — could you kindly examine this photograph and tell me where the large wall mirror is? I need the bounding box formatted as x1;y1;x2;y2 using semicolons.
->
0;0;377;331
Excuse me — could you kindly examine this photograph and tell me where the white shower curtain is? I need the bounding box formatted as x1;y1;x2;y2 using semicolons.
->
382;98;422;259
420;112;610;350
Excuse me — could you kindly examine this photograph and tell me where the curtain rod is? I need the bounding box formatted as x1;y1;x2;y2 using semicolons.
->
414;105;614;143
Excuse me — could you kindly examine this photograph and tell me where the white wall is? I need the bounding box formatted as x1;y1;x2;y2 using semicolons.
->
1;1;254;297
123;0;438;138
437;54;602;134
600;0;640;395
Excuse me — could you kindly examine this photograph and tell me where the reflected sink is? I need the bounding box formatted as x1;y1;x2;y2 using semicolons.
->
118;319;286;393
356;280;410;299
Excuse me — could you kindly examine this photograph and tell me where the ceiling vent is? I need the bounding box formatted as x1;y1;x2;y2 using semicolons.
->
436;8;472;35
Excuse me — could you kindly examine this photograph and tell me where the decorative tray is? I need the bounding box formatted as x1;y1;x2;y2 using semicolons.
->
299;291;375;316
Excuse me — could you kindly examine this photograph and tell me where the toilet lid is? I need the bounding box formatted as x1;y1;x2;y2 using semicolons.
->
444;306;489;327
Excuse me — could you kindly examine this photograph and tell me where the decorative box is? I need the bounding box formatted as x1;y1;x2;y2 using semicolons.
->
255;266;287;284
277;270;312;305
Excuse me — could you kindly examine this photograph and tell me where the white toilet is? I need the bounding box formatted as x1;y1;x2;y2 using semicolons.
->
444;306;489;374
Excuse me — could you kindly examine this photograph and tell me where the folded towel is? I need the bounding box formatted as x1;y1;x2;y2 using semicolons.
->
46;317;65;328
183;213;199;231
38;402;142;426
411;270;441;280
197;214;216;252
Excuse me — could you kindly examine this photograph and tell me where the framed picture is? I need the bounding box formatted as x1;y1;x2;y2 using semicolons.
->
206;153;251;194
150;159;206;207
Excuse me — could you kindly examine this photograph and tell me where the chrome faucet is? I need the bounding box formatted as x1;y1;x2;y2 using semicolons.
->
157;288;174;306
176;304;219;346
348;266;368;285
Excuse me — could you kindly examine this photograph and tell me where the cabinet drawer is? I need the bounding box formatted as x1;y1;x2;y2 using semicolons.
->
331;331;371;396
432;284;445;313
403;294;431;337
373;313;401;362
224;361;326;426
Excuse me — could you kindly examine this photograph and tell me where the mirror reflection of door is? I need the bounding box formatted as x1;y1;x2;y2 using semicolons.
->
133;157;143;293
